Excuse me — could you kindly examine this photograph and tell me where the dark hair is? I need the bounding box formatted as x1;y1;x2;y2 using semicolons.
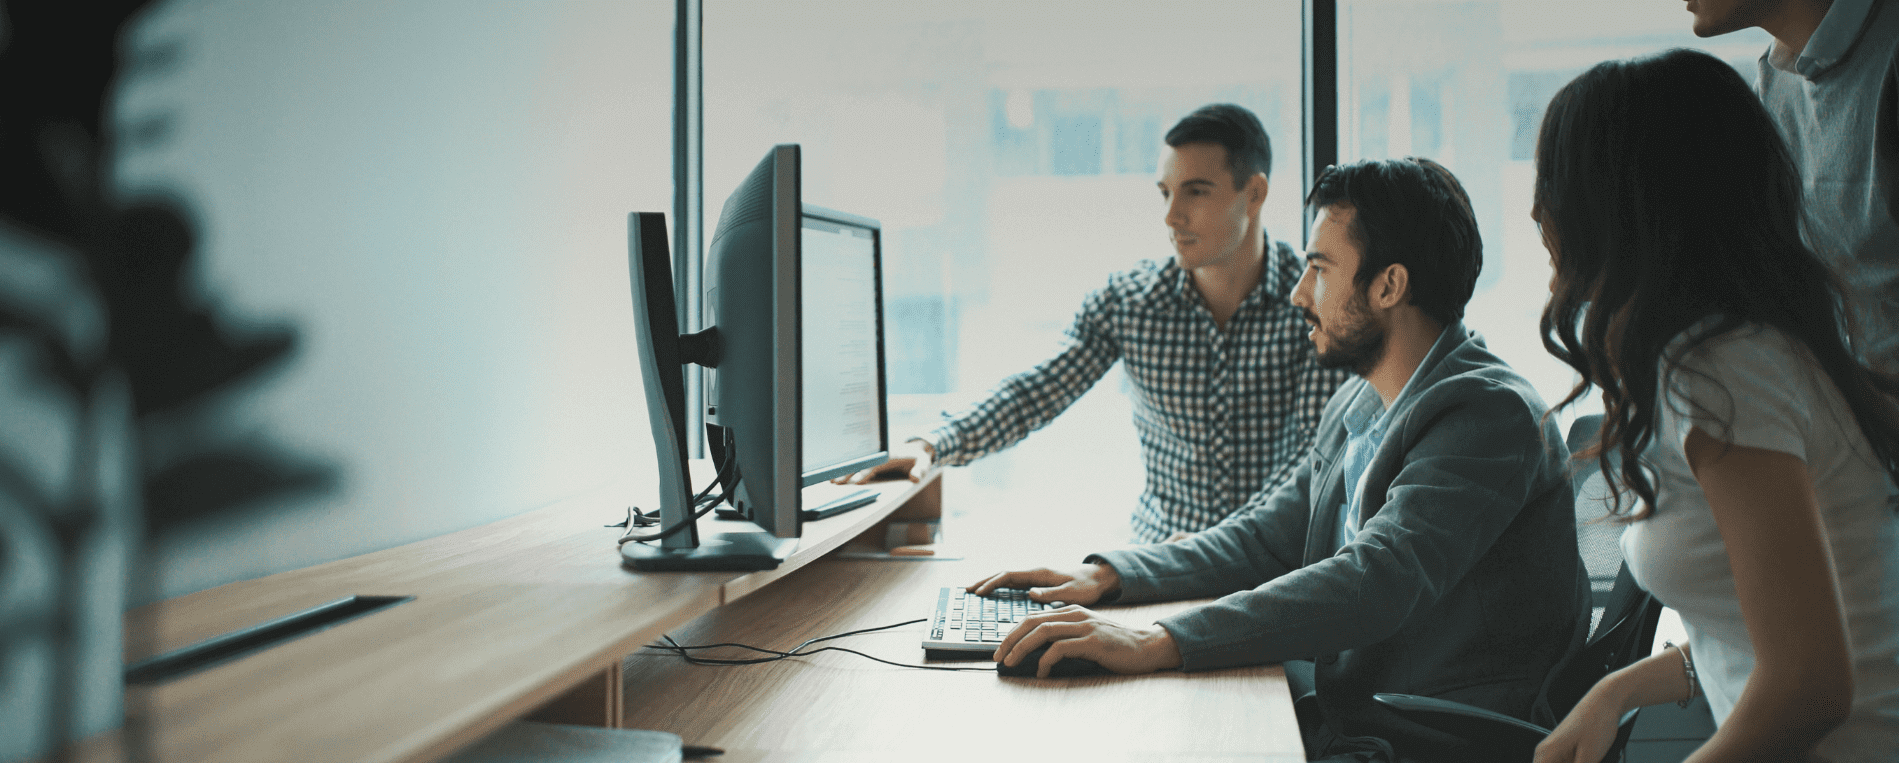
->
1535;48;1899;517
1165;103;1272;188
1302;157;1483;327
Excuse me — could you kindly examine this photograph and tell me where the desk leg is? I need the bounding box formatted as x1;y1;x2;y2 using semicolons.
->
524;662;623;728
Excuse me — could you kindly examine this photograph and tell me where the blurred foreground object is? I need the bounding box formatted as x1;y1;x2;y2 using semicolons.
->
1;2;329;759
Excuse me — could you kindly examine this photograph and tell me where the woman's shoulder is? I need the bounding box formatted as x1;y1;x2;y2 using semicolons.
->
1665;318;1814;387
1659;318;1847;456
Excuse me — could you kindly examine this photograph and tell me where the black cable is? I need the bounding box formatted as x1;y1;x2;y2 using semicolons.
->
655;617;920;662
615;452;737;545
604;508;659;529
613;494;718;545
645;618;994;672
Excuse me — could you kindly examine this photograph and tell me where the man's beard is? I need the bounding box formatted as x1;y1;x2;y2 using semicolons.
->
1311;290;1387;377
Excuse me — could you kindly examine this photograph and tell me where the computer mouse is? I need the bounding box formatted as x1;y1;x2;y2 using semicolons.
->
995;644;1112;678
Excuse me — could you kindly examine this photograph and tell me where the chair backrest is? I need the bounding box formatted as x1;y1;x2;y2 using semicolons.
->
1548;563;1665;711
1568;414;1623;618
1549;413;1667;724
1565;413;1605;494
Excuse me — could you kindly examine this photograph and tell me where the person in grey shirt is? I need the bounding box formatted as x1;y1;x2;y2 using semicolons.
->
1687;0;1899;373
970;158;1588;760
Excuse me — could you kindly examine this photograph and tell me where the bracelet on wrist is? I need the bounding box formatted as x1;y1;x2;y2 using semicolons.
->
1664;640;1698;708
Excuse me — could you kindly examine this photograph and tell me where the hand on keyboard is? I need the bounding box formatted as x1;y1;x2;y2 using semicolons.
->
967;563;1121;607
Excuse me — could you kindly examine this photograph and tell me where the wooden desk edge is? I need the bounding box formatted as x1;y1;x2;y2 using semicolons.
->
719;472;942;604
532;472;942;726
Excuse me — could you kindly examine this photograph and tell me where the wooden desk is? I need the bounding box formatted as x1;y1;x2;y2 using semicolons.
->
618;555;1304;762
121;473;939;763
117;471;1300;763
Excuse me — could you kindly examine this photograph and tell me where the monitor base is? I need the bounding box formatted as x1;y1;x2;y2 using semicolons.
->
619;532;797;572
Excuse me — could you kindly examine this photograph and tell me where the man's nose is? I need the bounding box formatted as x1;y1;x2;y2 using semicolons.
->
1290;271;1314;308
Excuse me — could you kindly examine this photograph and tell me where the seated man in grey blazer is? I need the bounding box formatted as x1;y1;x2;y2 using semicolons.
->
971;157;1588;760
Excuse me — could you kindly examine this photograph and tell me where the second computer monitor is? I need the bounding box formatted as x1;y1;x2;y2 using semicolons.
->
702;143;888;539
798;211;887;483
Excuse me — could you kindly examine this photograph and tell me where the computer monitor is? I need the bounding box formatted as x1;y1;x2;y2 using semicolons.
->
620;144;888;571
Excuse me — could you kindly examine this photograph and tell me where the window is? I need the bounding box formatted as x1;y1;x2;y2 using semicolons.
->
706;0;1303;543
698;1;1778;540
1338;0;1771;413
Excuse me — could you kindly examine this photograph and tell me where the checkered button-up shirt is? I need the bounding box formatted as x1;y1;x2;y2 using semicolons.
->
928;241;1351;541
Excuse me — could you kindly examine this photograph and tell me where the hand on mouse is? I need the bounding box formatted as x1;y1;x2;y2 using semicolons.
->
993;606;1183;678
832;438;933;484
967;563;1120;606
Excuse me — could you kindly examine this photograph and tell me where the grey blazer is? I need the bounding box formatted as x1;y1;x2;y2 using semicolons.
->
1093;323;1589;735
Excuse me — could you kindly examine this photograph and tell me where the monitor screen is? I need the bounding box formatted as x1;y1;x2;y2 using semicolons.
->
799;213;886;482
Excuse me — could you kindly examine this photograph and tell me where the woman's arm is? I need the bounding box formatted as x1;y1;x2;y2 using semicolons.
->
1679;425;1853;762
1535;643;1699;763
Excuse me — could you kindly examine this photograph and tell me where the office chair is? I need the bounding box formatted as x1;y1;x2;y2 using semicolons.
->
1568;413;1624;619
1368;414;1666;762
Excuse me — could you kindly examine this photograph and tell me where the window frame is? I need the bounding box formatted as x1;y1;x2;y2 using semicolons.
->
672;1;1340;456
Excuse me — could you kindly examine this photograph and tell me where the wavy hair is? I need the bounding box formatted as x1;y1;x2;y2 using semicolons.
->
1535;48;1899;517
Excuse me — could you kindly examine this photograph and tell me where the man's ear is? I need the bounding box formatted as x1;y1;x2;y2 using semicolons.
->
1245;172;1269;213
1370;263;1409;310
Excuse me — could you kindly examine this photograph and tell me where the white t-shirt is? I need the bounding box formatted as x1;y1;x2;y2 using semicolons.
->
1621;323;1899;762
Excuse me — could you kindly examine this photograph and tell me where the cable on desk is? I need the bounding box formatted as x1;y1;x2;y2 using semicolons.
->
613;452;738;545
647;618;994;672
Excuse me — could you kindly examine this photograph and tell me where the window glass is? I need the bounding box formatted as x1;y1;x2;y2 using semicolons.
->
1339;0;1772;417
708;0;1303;542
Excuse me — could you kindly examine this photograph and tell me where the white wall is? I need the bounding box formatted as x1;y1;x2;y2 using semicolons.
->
114;0;673;600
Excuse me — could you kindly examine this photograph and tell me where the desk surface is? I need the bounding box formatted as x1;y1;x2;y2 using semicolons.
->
116;472;1301;763
618;554;1303;762
121;475;935;763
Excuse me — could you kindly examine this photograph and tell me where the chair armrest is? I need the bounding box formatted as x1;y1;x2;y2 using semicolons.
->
1373;694;1645;763
1372;693;1549;757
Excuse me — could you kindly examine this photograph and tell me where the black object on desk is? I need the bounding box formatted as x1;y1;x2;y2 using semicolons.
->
620;532;793;572
714;488;878;523
995;644;1113;678
126;595;413;684
799;488;878;521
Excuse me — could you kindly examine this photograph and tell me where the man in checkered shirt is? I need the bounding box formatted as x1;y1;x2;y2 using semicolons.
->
838;104;1351;542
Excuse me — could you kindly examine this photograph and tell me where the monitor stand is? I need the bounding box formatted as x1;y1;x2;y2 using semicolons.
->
619;531;798;572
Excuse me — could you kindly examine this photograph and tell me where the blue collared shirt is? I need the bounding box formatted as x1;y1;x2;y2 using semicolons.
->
1337;326;1450;549
1777;0;1874;78
1756;0;1899;374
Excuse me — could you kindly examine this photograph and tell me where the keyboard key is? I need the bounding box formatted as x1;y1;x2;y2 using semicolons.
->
927;587;1062;651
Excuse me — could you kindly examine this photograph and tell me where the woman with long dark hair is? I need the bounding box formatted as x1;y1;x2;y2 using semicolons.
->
1531;48;1899;762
